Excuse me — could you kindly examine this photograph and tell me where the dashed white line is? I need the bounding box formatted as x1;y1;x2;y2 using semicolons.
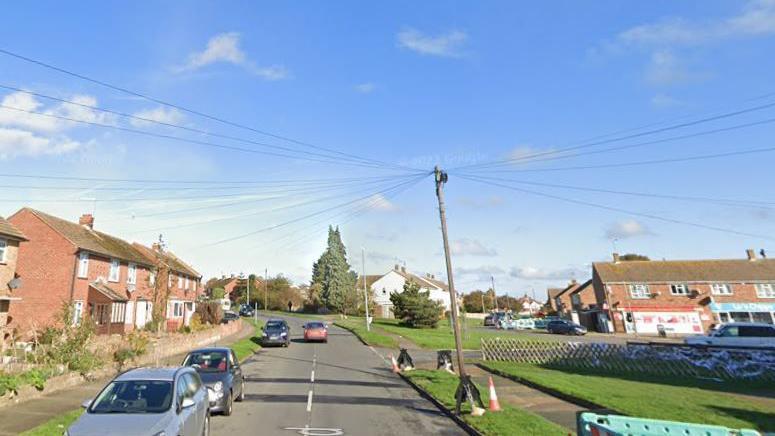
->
310;370;315;383
306;390;314;412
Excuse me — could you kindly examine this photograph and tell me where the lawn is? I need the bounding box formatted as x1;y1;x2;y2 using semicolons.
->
231;318;264;362
20;408;83;436
334;318;399;349
373;318;537;350
404;370;568;436
481;361;775;432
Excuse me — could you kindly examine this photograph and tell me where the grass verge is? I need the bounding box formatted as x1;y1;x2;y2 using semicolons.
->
373;318;542;350
334;318;399;349
404;370;568;435
19;408;83;436
232;318;264;362
481;361;775;432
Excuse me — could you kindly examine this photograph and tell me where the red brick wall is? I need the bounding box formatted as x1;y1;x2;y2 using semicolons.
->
8;209;77;336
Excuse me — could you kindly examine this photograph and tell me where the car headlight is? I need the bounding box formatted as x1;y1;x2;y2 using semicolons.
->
213;381;223;392
281;332;287;337
262;332;268;337
152;432;166;436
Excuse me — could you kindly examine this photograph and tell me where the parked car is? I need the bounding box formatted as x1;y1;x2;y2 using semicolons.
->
483;314;496;327
547;319;587;335
66;367;209;436
182;347;245;416
534;316;561;329
238;305;254;317
262;319;291;347
220;311;240;324
684;323;775;348
303;322;328;343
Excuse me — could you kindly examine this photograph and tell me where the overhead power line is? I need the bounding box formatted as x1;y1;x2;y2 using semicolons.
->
0;48;421;173
459;174;774;241
0;172;419;185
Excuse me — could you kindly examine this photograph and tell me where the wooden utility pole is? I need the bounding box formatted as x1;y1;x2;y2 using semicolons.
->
264;267;269;311
434;167;467;378
362;247;370;332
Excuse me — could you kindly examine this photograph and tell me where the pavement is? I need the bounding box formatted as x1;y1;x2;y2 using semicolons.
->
211;314;465;436
0;321;254;436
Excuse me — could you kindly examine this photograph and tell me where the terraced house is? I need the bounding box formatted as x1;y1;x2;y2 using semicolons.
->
593;250;775;335
7;208;202;337
0;216;27;350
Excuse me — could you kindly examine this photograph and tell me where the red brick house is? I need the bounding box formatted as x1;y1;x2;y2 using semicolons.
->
568;279;598;330
551;280;581;319
7;208;201;337
593;250;775;335
133;243;202;331
1;217;27;349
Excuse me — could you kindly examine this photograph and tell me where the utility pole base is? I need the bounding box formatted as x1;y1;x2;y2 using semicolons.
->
454;375;485;416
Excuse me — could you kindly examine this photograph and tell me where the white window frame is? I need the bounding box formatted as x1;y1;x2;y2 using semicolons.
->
168;300;184;318
711;283;733;296
168;273;174;288
109;259;120;283
628;284;651;299
72;301;84;325
184;277;189;290
149;270;156;287
178;275;183;289
95;303;109;325
670;283;689;296
127;263;137;285
78;252;89;278
755;283;775;298
111;302;126;323
0;238;6;263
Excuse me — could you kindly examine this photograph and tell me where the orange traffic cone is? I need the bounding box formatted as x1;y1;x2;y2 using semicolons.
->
488;376;501;412
390;354;401;373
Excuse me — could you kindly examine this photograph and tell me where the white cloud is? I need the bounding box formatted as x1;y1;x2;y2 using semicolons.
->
450;239;497;257
510;266;584;281
604;219;655;240
645;50;704;85
354;83;376;94
0;91;112;133
367;193;400;212
130;107;185;127
456;265;505;276
176;32;289;80
397;28;468;57
650;93;685;108
506;144;554;164
0;127;81;159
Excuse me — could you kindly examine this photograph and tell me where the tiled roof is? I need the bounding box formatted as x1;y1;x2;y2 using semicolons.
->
0;216;27;241
90;279;128;301
393;269;449;292
554;281;582;298
133;243;201;278
547;287;564;301
23;208;149;265
357;275;381;289
569;279;593;295
205;277;238;290
594;258;775;283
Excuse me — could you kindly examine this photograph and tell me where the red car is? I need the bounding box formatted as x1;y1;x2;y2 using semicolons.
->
303;322;328;343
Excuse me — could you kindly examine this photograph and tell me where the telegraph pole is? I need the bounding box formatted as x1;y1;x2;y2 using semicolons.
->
362;247;370;331
491;275;498;311
264;267;269;311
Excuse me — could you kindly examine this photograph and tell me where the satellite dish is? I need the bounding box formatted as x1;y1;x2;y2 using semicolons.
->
8;277;22;289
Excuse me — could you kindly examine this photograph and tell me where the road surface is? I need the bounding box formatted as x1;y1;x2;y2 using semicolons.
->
211;315;464;436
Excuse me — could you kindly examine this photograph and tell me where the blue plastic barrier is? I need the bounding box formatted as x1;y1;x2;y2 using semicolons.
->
577;412;761;436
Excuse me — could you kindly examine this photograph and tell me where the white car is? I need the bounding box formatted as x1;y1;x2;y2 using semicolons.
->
684;322;775;348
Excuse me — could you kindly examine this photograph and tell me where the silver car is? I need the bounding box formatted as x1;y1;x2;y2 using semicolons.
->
66;367;210;436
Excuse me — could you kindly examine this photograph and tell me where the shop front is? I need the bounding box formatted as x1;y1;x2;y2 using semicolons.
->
709;302;775;325
616;306;704;335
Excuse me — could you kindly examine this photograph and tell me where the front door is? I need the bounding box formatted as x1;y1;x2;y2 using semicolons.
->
135;301;148;328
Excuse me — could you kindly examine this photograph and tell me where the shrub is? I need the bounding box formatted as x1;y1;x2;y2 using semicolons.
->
113;348;135;370
35;304;102;374
195;302;223;325
126;331;150;357
390;281;444;328
188;313;207;332
0;372;20;396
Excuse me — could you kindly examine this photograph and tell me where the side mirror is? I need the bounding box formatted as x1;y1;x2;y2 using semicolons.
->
181;397;196;410
81;398;92;409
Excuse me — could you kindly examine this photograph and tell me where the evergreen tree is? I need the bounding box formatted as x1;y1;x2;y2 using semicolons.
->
390;281;443;328
311;226;358;315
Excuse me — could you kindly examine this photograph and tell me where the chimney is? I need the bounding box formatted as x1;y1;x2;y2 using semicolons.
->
761;249;767;259
431;274;435;279
79;214;94;229
401;266;406;273
152;242;161;251
394;264;400;271
612;252;620;264
746;248;757;261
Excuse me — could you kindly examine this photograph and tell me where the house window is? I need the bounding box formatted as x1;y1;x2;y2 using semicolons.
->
127;263;137;285
109;259;120;282
111;302;126;323
710;283;733;295
755;283;775;298
0;238;6;263
94;304;110;325
78;252;89;278
178;275;183;289
628;284;651;299
571;294;581;306
670;284;689;295
149;270;156;287
168;273;173;288
72;301;84;325
185;277;189;290
168;301;184;318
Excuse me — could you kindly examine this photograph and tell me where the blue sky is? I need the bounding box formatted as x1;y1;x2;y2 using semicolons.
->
1;1;775;299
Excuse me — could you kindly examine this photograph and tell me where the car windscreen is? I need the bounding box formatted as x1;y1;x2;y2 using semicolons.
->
89;380;173;414
306;322;325;329
265;322;285;330
183;351;228;372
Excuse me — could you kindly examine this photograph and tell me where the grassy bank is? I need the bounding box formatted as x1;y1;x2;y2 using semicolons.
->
232;318;264;362
373;318;533;350
334;318;399;349
481;361;775;432
404;370;568;435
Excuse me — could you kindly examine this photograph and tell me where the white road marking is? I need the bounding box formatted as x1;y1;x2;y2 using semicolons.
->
306;390;313;412
284;427;344;436
310;370;315;383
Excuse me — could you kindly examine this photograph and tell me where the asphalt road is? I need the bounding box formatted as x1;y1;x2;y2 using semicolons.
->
211;315;464;436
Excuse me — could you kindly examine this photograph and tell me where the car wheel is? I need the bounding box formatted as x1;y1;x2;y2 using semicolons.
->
202;413;210;436
236;384;245;402
223;391;233;416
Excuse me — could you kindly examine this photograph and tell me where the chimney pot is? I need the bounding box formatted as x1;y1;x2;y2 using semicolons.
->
612;252;620;263
79;214;94;229
394;264;399;271
746;248;756;261
401;266;406;273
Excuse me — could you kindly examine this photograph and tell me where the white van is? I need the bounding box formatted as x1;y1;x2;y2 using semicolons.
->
684;322;775;348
